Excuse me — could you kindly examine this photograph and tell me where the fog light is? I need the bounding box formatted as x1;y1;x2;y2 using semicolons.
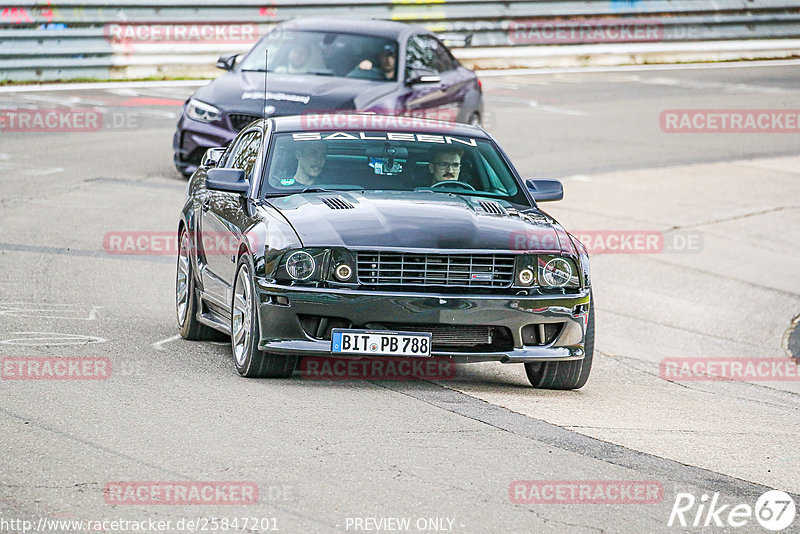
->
334;263;353;281
518;268;534;285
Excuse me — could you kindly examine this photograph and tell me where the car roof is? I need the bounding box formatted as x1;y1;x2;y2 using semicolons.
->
267;114;491;139
276;17;425;40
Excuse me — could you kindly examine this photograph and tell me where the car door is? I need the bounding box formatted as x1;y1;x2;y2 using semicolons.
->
199;128;262;309
400;34;466;122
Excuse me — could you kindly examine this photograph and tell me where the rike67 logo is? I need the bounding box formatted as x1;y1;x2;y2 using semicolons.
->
669;490;796;531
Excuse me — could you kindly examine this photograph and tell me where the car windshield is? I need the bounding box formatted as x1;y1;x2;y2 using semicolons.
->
238;30;399;81
259;127;531;206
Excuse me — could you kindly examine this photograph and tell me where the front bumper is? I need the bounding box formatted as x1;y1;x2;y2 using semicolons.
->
173;113;237;174
254;281;590;363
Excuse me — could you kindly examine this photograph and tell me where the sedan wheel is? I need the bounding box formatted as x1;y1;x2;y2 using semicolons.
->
525;293;594;390
231;255;297;378
176;228;219;341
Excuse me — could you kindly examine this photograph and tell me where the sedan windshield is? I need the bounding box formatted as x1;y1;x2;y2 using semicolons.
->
238;30;399;81
260;127;531;206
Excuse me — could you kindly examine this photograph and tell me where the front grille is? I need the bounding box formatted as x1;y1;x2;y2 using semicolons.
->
228;113;261;131
357;252;515;288
371;323;514;351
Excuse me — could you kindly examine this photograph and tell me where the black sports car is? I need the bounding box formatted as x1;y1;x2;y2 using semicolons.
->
173;18;484;176
176;115;594;389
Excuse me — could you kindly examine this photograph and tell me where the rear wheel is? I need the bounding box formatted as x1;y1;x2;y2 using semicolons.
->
176;229;219;340
231;256;297;378
525;295;594;390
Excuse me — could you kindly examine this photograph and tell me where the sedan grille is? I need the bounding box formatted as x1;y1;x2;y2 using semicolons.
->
356;251;515;288
370;323;514;351
228;113;261;131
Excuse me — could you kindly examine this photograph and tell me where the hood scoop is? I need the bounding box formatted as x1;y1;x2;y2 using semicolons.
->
478;200;507;216
320;196;355;210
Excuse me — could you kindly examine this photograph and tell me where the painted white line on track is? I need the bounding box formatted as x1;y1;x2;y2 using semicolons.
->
0;332;106;346
1;60;798;93
529;100;586;116
476;59;800;77
151;334;182;351
0;80;209;94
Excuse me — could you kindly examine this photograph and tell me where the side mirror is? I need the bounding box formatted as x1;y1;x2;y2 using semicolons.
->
216;53;240;71
526;179;564;202
206;168;249;194
200;147;226;169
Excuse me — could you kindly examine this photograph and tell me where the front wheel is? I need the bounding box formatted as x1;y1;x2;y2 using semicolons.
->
231;256;296;378
525;294;594;390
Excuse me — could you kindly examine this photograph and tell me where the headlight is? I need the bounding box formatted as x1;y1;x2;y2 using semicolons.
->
539;256;579;288
285;251;315;280
186;99;222;123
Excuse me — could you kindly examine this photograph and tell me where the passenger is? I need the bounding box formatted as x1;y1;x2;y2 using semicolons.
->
275;43;313;74
349;44;397;81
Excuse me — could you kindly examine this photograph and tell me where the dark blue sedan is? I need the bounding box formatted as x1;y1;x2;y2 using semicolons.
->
173;17;484;176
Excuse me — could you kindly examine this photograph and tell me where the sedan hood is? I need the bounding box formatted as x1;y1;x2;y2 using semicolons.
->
193;71;396;116
265;191;571;253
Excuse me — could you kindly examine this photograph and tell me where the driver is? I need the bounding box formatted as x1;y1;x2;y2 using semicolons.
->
349;44;397;81
428;147;463;185
292;141;327;186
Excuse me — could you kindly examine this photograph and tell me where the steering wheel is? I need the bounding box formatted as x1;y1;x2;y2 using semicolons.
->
431;180;476;191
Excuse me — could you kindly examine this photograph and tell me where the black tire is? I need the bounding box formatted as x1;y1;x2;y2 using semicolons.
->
231;256;296;378
525;294;594;390
176;228;221;341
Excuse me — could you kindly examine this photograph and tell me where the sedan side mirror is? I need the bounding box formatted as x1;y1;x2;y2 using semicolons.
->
206;168;249;194
526;179;564;202
200;147;226;169
216;53;240;71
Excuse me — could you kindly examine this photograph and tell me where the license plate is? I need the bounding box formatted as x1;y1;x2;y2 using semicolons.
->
331;329;432;357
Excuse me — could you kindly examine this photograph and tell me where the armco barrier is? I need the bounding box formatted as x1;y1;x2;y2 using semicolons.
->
1;1;800;81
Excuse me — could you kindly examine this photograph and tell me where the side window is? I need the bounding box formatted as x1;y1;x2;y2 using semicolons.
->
228;130;262;180
425;36;455;72
406;35;438;73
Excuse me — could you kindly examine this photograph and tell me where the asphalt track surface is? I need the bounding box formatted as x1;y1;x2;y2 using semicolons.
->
1;61;799;533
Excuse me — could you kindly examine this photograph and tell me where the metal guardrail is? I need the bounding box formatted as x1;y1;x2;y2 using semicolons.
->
1;1;800;81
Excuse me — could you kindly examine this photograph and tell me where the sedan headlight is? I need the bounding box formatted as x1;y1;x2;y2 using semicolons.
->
186;98;222;123
285;251;316;281
538;256;580;289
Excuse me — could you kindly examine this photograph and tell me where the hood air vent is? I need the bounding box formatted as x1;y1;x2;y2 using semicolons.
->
478;200;507;215
320;196;355;210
